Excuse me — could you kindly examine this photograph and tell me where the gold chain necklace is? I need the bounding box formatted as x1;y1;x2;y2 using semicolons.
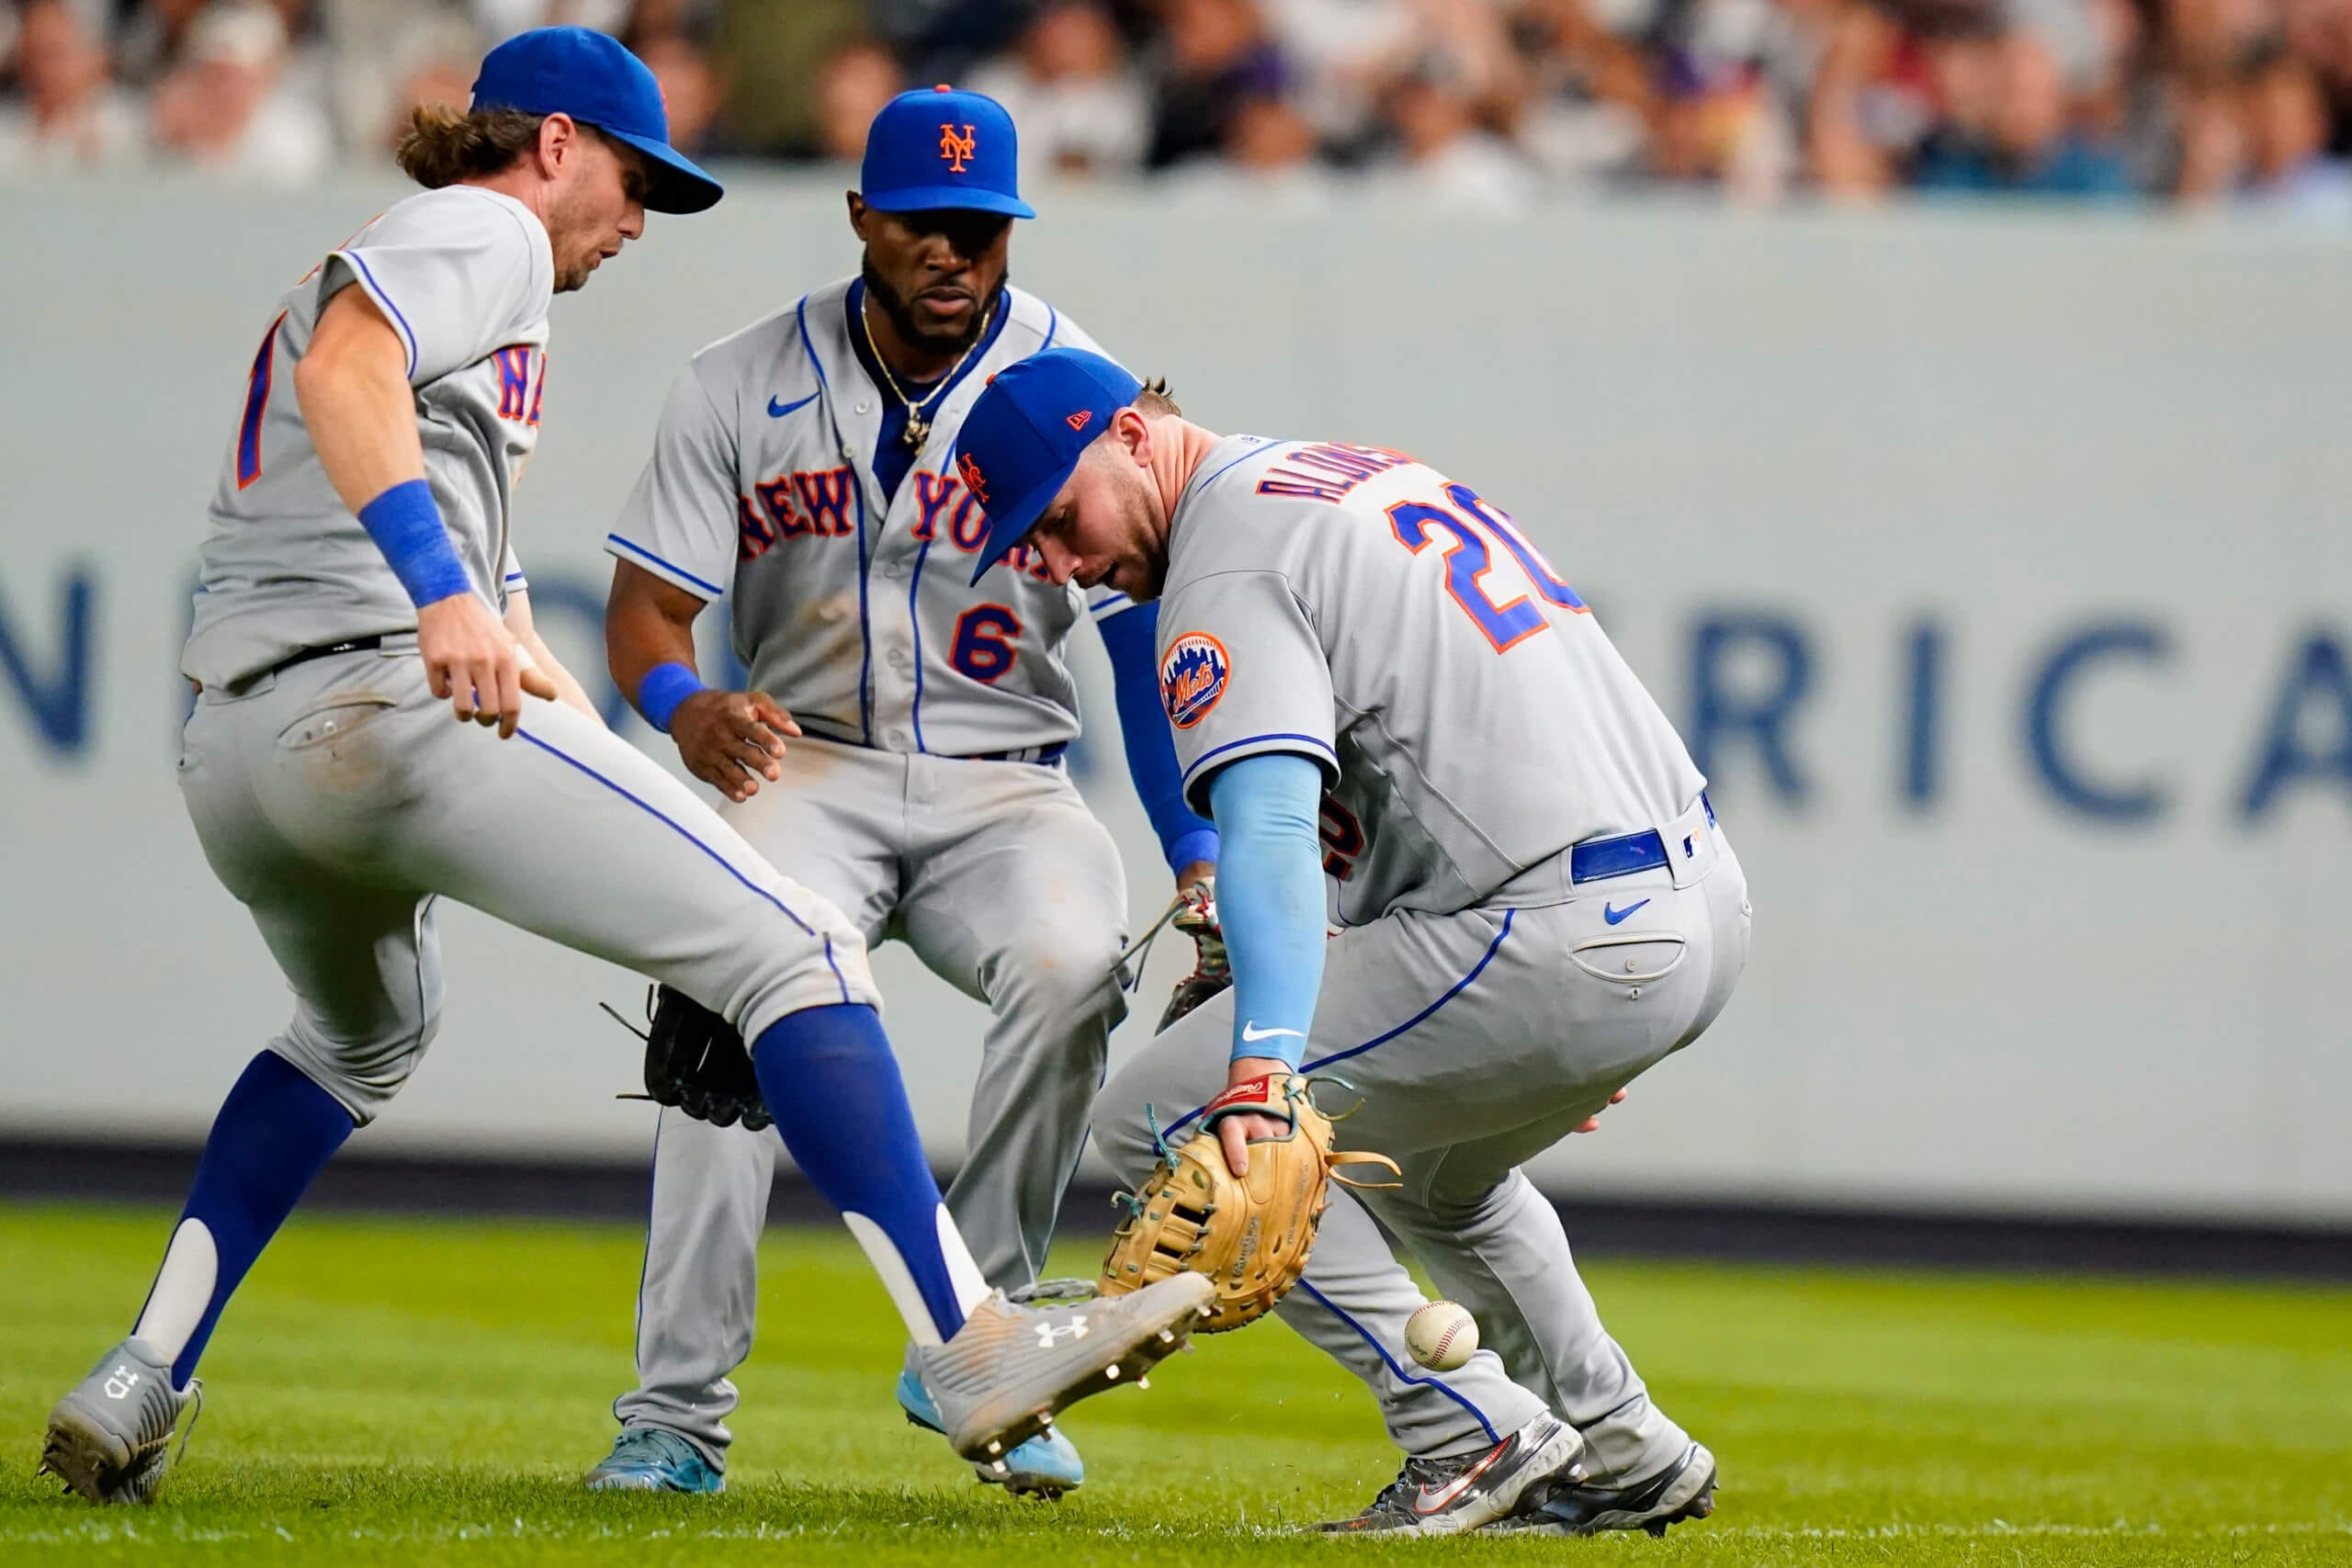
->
861;289;995;452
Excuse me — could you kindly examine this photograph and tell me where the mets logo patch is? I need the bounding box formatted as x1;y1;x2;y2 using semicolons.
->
1160;633;1230;729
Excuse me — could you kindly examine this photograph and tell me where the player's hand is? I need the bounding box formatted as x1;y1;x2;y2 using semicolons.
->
1216;1055;1297;1177
417;593;555;739
1570;1089;1629;1134
671;689;800;803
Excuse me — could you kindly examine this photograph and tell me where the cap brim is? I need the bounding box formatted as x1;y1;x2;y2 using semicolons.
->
863;186;1035;220
599;125;724;214
967;455;1082;586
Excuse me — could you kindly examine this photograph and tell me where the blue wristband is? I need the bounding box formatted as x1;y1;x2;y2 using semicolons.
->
1168;828;1220;875
355;479;470;609
636;661;707;734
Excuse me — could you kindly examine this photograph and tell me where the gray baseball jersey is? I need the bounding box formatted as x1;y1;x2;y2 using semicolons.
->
183;185;548;689
605;279;1115;756
1157;435;1707;926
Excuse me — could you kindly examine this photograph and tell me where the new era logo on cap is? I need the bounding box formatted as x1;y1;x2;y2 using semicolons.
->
957;348;1143;586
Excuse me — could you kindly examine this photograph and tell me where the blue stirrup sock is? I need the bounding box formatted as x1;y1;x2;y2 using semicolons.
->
131;1051;356;1388
750;1004;989;1344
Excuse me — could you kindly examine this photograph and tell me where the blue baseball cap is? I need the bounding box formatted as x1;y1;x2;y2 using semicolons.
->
958;349;1143;584
471;27;723;215
861;85;1035;219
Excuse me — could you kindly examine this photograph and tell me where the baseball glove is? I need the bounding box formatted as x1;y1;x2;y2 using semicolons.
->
1158;878;1231;1032
605;985;772;1132
1098;1073;1398;1332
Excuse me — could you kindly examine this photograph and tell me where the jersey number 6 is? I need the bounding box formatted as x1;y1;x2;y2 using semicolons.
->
949;604;1023;683
1384;482;1585;653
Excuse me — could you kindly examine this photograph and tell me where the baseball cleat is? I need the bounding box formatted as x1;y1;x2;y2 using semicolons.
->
39;1337;202;1506
1308;1412;1585;1537
897;1368;1085;1499
906;1272;1212;1463
1487;1439;1717;1537
581;1427;725;1493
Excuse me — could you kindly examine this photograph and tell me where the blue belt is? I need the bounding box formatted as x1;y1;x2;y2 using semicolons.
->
1567;794;1715;886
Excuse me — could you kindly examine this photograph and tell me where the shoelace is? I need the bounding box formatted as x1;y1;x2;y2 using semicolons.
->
1372;1455;1458;1508
172;1381;205;1470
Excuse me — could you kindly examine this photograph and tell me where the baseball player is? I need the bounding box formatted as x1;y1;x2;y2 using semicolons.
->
954;350;1753;1537
580;86;1219;1500
34;37;1208;1508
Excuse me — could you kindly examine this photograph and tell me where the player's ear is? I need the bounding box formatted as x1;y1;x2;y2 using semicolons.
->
847;192;869;240
1115;406;1153;468
535;112;579;179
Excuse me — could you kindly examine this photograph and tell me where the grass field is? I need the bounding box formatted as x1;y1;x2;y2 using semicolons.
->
2;1203;2347;1566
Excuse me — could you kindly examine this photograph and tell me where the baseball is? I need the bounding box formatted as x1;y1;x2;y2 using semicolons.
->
1406;1301;1478;1371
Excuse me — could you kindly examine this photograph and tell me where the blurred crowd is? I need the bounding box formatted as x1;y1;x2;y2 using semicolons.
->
5;0;2351;212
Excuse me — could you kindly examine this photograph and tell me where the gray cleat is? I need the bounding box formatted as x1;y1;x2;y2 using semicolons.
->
908;1272;1214;1466
1487;1439;1717;1537
39;1337;202;1506
1309;1412;1587;1537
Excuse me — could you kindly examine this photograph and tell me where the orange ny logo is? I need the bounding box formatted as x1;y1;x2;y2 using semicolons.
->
957;451;989;502
939;123;977;173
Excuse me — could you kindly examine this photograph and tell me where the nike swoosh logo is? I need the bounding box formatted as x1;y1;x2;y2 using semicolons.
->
767;392;817;418
1238;1023;1305;1043
1415;1445;1507;1514
1603;899;1650;925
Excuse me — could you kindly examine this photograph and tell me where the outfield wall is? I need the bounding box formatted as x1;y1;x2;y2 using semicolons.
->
3;178;2347;1224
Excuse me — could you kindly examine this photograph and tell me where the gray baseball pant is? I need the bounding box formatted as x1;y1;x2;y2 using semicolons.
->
176;645;876;1127
613;737;1130;1461
1093;806;1748;1484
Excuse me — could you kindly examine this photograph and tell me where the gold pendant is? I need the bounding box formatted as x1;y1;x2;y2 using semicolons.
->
902;415;929;451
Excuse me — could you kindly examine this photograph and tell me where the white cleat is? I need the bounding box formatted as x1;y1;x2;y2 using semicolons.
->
39;1338;202;1506
908;1273;1213;1461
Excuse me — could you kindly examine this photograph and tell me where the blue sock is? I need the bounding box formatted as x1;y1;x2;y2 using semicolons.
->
751;1005;969;1341
135;1052;355;1386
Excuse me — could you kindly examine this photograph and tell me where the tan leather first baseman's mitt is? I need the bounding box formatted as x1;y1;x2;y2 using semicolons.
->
1098;1074;1399;1332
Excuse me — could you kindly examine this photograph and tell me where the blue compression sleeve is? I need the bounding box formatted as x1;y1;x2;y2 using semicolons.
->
1099;601;1217;873
1205;752;1328;1069
356;479;470;608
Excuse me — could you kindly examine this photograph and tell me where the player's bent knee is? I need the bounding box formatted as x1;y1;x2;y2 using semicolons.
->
989;935;1128;1027
266;1017;434;1128
718;919;881;1045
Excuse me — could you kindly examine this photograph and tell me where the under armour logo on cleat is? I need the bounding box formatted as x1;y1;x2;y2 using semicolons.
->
1035;1317;1091;1348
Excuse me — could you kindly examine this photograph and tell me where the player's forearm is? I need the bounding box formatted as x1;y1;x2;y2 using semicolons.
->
294;296;479;611
1204;753;1328;1070
605;565;701;697
1099;601;1219;874
295;299;429;520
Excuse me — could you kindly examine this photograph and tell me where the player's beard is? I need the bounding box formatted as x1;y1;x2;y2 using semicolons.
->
546;185;610;293
862;255;1006;358
1108;471;1171;601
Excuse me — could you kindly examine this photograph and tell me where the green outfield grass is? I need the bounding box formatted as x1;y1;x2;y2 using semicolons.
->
2;1203;2347;1566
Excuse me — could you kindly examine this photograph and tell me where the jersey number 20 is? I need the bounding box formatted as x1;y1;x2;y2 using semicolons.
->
1384;482;1584;652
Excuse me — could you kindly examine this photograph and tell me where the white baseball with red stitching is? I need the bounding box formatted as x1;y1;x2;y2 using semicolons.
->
1405;1300;1478;1371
